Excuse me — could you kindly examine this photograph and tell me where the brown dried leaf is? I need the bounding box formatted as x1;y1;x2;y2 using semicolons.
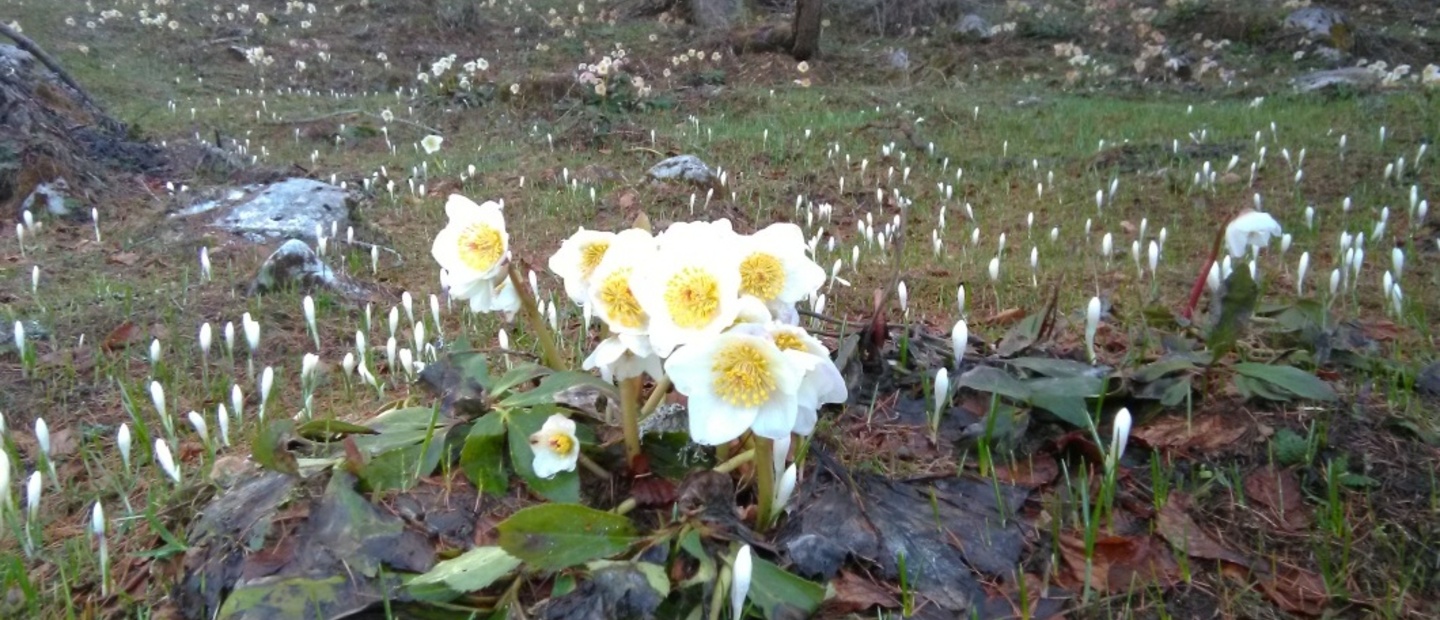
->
1131;414;1249;453
103;321;143;351
1258;564;1330;616
1058;532;1180;593
1243;465;1312;531
108;251;141;266
992;452;1059;489
982;307;1026;326
820;570;898;615
1154;495;1250;567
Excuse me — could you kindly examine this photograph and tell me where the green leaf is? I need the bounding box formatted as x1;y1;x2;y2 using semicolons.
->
408;546;521;598
997;313;1043;357
748;557;824;620
498;370;619;409
252;419;299;476
956;366;1032;401
1133;358;1199;384
352;407;441;455
678;529;716;589
295;419;377;441
460;412;509;496
507;406;580;502
1206;266;1258;363
1160;377;1193;407
1234;374;1292;402
357;440;445;492
496;504;639;571
488;362;552;398
1006;357;1096;378
1234;363;1338;402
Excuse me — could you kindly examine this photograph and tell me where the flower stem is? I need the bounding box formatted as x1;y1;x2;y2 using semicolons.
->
620;377;643;462
754;437;776;532
638;375;671;419
507;263;567;371
713;448;755;474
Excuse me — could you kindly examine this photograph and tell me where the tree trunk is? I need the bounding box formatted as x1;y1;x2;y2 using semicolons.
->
790;0;822;61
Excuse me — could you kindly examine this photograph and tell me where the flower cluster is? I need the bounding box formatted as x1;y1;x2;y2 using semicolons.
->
547;218;844;446
417;54;495;96
575;49;650;100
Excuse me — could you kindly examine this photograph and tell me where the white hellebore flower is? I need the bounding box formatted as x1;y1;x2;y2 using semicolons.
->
1224;210;1283;258
420;134;443;154
736;223;827;313
548;227;618;305
763;323;846;436
432;195;512;312
585;229;656;335
635;221;744;357
583;334;664;383
528;414;579;479
666;324;803;445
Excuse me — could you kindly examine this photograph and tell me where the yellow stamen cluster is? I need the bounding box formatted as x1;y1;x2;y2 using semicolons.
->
580;241;610;279
598;268;646;328
457;223;504;272
739;252;785;301
547;433;575;456
772;332;805;352
711;341;776;407
664;267;721;328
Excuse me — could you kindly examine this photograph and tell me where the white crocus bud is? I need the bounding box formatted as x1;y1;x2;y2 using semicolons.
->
1085;297;1102;364
988;256;1000;282
242;312;261;352
117;423;132;471
932;368;950;421
187;411;209;447
1297;252;1310;296
303;295;319;349
231;384;245;422
149;338;162;367
402;291;415;326
1392;247;1405;280
1108;408;1132;472
258;366;274;421
223;321;236;357
154;439;181;485
731;546;753;620
199;322;213;361
388;306;400;339
216;404;230;447
342;352;357;378
897;281;908;314
774;463;798;514
951;319;968;368
26;471;42;522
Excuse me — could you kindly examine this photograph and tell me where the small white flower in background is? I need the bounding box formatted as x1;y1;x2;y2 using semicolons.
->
386;337;398;376
420;134;443;154
223;321;236;357
26;471;42;522
242;312;261;352
951;320;968;367
303;295;319;348
231;384;245;421
187;411;209;446
897;281;909;314
1225;210;1283;258
402;291;415;327
932;368;950;420
1107;408;1132;473
956;285;966;318
117;423;132;470
1297;252;1310;296
1329;268;1341;298
666;324;803;445
388;306;400;339
1392;247;1405;280
774;463;798;513
199;247;212;282
549;227;619;305
217;404;231;447
1085;297;1102;364
731;545;753;620
199;322;213;360
35;418;50;459
154;439;181;484
149;338;162;366
258;366;275;421
149;380;167;424
12;321;24;359
987;256;1000;282
528;414;580;479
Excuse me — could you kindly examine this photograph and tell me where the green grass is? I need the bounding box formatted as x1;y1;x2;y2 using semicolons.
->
2;0;1439;617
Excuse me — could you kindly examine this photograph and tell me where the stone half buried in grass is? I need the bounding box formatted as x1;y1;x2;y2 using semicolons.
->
175;177;356;243
645;154;718;189
248;238;386;303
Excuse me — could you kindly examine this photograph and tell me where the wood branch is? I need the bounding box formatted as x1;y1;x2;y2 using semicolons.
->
0;21;116;130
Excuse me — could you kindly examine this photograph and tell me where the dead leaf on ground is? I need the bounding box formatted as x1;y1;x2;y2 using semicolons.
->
1258;564;1330;616
820;570;898;615
992;452;1060;489
1154;495;1250;567
1358;320;1400;342
1058;532;1181;593
1131;414;1249;453
103;321;144;351
108;251;141;266
982;307;1026;326
1243;465;1312;531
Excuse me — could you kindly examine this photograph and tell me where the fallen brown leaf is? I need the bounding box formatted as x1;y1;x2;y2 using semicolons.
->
983;307;1026;326
103;321;143;351
1258;564;1330;616
1058;532;1181;593
1154;494;1250;567
993;452;1059;489
108;251;141;266
820;570;898;615
1243;465;1312;531
1131;414;1249;453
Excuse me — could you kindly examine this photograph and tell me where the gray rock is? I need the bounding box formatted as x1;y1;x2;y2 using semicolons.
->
1292;67;1378;93
954;14;991;40
885;48;910;72
646;154;717;187
249;239;381;302
178;178;354;242
1;319;48;351
1283;6;1347;40
688;0;740;30
20;178;74;217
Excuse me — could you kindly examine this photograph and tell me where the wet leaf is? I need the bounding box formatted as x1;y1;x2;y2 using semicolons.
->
1058;533;1180;593
1131;414;1250;453
499;370;619;410
1233;363;1337;402
418;346;492;416
1006;357;1095;378
749;557;825;620
489;362;553;399
1256;563;1330;616
408;546;521;599
1132;358;1198;384
997;312;1043;357
539;561;667;619
357;439;445;492
351;406;443;456
294;419;376;441
1206;266;1258;362
102;320;144;351
821;570;898;615
460;412;509;497
1154;496;1250;567
1243;465;1311;531
507;406;580;502
496;504;639;571
956;366;1031;401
